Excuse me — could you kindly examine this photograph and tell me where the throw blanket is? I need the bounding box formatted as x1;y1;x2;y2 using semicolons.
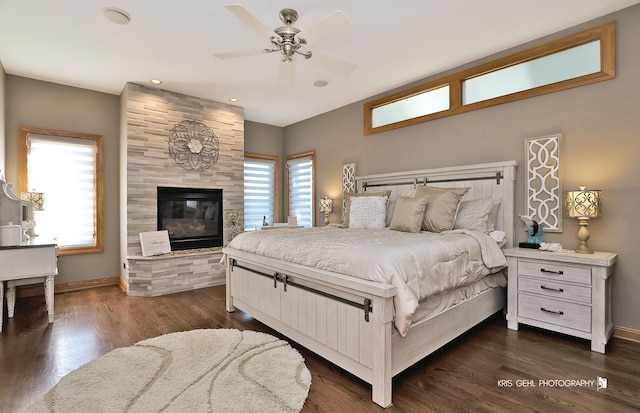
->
227;227;506;336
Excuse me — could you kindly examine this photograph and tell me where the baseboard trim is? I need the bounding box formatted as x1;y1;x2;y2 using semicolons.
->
15;276;121;298
613;325;640;344
119;276;128;293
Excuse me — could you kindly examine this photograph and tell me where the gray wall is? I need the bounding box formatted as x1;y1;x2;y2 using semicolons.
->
4;76;121;283
244;120;285;221
283;6;640;329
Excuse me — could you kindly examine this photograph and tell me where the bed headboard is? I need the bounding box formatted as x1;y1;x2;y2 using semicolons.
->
354;161;518;248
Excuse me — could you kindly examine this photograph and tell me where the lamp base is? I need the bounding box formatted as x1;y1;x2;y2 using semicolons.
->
575;244;594;254
575;217;594;254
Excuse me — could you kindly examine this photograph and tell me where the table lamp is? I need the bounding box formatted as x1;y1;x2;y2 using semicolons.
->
319;197;333;225
565;186;601;254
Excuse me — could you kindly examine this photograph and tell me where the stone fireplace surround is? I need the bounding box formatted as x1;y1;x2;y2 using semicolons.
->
120;83;244;297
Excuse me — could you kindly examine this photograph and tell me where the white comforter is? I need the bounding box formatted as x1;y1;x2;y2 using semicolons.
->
227;226;506;336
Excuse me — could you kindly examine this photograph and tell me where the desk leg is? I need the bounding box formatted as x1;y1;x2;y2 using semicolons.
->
0;282;3;331
45;275;55;323
6;280;16;318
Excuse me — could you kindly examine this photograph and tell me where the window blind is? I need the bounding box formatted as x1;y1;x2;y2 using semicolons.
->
27;134;98;247
244;157;276;230
287;155;313;227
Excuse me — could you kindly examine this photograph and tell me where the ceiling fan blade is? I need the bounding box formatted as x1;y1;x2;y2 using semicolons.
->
298;10;351;46
225;4;275;39
213;49;265;60
279;60;295;86
309;51;356;74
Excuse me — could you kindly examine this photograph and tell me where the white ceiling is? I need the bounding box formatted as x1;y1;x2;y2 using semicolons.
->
1;1;638;127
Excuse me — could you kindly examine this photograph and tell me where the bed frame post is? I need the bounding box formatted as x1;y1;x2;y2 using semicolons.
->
225;255;235;313
371;295;394;408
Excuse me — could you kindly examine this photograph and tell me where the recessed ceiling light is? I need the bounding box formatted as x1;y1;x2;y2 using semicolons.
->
103;8;131;25
229;98;239;102
313;80;329;87
150;79;162;85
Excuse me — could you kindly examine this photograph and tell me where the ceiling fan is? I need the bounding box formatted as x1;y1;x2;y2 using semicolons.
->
214;5;356;85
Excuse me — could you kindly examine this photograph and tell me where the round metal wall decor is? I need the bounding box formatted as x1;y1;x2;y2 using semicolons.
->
168;120;219;171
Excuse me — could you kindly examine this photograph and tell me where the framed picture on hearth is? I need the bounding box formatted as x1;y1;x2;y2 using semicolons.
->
140;230;171;257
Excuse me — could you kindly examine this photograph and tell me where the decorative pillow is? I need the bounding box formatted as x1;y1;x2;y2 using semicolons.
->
343;190;391;227
385;200;396;227
389;196;429;233
349;196;388;229
415;185;469;232
454;196;493;231
485;197;502;232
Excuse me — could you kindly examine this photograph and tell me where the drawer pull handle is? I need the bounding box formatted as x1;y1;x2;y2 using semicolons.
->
540;268;564;275
540;307;564;315
540;285;564;293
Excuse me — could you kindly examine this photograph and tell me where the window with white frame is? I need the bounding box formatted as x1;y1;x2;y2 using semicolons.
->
286;152;314;227
244;154;278;230
19;127;104;255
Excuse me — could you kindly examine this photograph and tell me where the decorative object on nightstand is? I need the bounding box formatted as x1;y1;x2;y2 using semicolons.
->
505;248;616;353
518;215;544;249
319;197;333;225
565;186;601;254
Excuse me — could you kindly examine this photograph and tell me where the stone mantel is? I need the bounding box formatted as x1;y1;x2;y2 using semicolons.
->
120;83;244;296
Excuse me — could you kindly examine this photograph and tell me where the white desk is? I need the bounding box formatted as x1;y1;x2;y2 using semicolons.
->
0;241;58;331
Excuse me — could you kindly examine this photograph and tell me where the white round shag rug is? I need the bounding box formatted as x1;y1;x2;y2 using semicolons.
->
29;329;311;413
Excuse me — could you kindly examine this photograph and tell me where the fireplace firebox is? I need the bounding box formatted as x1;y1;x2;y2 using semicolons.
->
157;187;223;250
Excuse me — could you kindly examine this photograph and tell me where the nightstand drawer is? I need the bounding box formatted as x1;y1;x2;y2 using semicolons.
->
518;260;591;285
518;293;591;333
518;277;591;304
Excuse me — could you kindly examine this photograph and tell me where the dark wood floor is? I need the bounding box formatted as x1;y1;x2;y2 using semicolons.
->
1;285;639;412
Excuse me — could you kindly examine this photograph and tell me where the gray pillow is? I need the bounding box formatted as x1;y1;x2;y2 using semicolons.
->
415;185;469;232
389;195;429;233
454;196;493;231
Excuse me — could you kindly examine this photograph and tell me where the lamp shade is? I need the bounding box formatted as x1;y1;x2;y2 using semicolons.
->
319;197;333;213
21;191;45;211
565;186;601;219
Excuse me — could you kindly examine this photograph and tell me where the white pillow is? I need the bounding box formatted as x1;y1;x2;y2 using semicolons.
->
349;196;388;229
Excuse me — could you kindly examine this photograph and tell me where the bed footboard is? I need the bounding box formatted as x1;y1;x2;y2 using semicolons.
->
224;251;396;407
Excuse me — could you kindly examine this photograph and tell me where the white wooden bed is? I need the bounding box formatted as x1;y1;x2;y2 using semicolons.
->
223;160;517;407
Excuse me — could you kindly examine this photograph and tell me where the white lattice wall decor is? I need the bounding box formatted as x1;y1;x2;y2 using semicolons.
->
525;134;562;232
342;163;356;222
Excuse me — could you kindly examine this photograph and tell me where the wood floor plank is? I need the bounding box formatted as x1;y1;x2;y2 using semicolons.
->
1;285;638;412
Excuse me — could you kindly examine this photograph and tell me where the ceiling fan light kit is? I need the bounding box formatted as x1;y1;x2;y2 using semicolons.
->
215;5;355;83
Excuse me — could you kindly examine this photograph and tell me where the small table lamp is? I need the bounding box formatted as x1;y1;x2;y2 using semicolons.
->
565;186;601;254
21;191;45;211
319;197;333;225
20;191;45;238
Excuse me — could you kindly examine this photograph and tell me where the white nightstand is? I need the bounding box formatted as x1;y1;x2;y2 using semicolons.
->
504;248;616;353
